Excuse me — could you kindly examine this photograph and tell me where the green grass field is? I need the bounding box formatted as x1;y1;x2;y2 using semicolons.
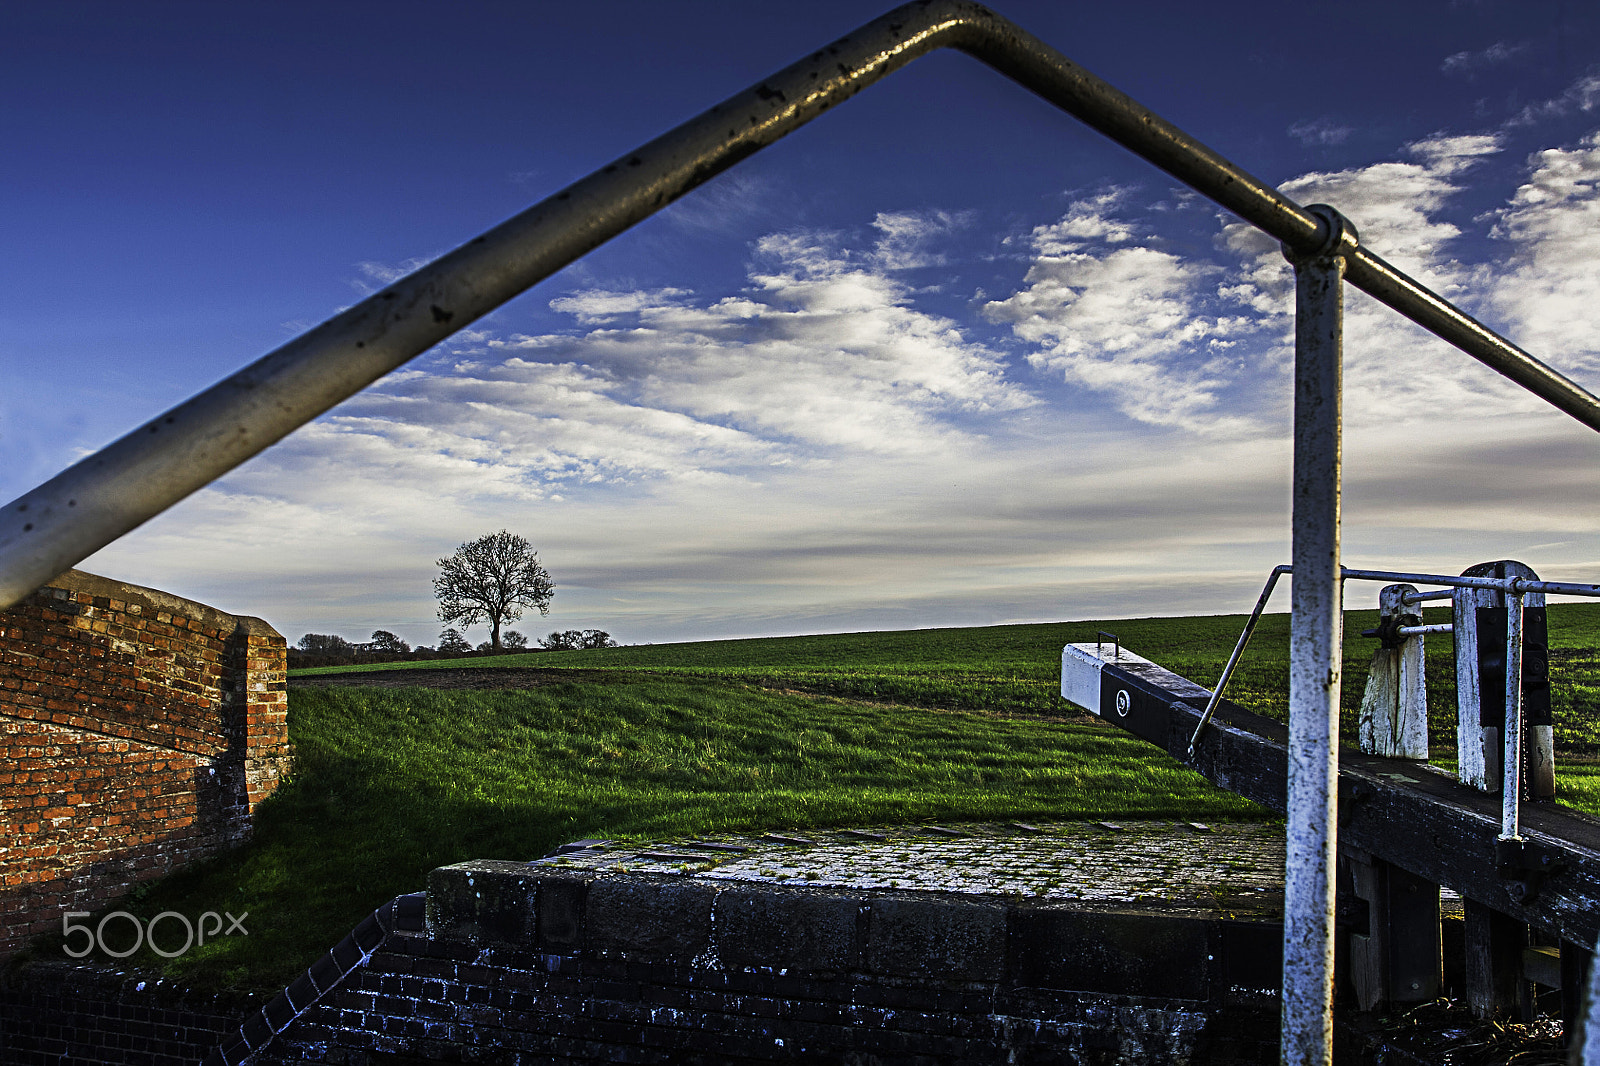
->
23;604;1600;995
296;603;1600;751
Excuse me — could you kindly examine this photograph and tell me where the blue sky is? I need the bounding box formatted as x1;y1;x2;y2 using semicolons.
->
5;0;1600;648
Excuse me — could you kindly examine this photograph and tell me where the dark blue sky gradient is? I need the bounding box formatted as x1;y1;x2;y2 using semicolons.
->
6;1;1600;641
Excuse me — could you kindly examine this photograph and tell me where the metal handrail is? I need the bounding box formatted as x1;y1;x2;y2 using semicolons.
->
3;0;1599;611
1188;563;1600;757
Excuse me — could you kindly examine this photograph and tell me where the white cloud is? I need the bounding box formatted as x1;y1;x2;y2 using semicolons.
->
68;224;1043;643
1025;188;1140;252
1442;41;1528;76
352;255;438;292
869;209;972;270
272;227;1040;512
1484;132;1600;371
1289;118;1354;146
659;169;777;236
1217;133;1530;427
73;135;1600;648
546;287;694;324
985;189;1260;433
524;233;1037;456
1219;135;1496;320
987;129;1597;448
1505;72;1600;128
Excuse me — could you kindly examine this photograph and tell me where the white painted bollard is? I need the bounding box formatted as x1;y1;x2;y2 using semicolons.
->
1453;560;1553;801
1358;584;1429;760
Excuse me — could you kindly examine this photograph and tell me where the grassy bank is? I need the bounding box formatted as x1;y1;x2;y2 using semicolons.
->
29;603;1600;994
295;603;1600;750
31;674;1262;993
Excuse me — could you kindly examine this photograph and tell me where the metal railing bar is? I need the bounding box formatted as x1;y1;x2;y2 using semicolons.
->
4;1;1600;612
1187;564;1290;760
1401;589;1457;605
1343;248;1600;433
1341;567;1600;598
1189;560;1599;754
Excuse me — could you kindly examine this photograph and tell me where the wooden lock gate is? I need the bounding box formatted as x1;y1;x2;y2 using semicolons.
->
1061;562;1600;1037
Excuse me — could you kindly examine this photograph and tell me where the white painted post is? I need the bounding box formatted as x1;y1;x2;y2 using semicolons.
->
1453;560;1548;796
1358;584;1429;760
1282;205;1353;1066
1455;572;1497;791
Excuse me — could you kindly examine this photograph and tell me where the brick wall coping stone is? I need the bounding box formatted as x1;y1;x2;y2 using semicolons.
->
411;821;1293;1009
535;819;1287;908
37;568;279;643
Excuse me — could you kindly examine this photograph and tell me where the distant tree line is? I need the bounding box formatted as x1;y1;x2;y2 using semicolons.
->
539;629;618;651
288;626;617;667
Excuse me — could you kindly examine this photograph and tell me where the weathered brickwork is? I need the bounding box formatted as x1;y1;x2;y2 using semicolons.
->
228;857;1283;1066
0;569;288;957
0;962;259;1066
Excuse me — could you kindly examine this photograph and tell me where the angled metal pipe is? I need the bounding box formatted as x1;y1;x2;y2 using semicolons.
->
5;0;1600;611
1187;564;1290;761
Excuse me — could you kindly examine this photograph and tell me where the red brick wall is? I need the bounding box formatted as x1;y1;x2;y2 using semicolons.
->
0;570;288;957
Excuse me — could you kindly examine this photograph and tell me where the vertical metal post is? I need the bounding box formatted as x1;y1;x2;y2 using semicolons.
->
1502;590;1525;840
1281;205;1354;1066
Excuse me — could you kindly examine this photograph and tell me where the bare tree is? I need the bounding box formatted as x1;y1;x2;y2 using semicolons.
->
433;531;555;651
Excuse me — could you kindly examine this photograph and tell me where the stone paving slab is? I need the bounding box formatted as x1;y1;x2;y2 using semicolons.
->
537;820;1292;918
